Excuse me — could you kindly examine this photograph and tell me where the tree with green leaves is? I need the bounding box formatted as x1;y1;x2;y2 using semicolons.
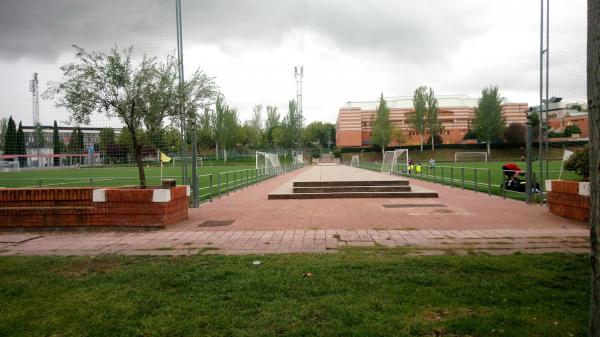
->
249;104;263;148
303;121;336;148
45;45;217;187
52;120;61;166
264;105;280;146
370;93;393;159
99;128;116;153
473;86;505;156
16;122;26;167
0;118;7;152
33;123;45;149
69;127;84;164
3;117;16;157
410;86;428;151
425;88;443;151
212;95;239;162
282;99;303;149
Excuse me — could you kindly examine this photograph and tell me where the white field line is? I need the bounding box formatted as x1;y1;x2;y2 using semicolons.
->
22;178;114;188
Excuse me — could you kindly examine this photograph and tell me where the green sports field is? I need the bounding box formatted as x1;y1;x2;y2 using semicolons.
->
360;160;581;199
0;164;255;189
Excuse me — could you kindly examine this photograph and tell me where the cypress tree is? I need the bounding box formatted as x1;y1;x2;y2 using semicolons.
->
16;122;26;167
52;120;61;166
3;116;17;159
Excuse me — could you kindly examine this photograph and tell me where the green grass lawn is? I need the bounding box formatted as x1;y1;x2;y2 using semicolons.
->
0;249;589;337
0;164;256;189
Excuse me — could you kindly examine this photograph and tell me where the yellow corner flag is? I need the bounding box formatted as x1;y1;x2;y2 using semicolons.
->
160;151;172;163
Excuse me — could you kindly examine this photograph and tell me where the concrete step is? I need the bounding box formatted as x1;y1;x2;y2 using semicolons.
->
293;180;409;187
293;186;412;193
268;191;438;200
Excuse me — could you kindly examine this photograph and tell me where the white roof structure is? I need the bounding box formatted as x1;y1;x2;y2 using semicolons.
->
342;94;513;110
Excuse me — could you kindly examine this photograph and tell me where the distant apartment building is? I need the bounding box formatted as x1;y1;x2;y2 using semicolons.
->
22;125;122;149
336;95;528;148
540;101;589;139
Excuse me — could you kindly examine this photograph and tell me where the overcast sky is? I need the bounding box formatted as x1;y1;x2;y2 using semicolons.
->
0;0;587;127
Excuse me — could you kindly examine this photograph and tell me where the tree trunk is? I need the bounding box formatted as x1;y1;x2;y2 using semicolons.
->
487;142;491;157
215;142;219;161
130;129;146;188
589;0;600;335
420;134;423;152
431;134;435;151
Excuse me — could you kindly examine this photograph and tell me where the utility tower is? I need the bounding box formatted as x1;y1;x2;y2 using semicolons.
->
294;66;303;118
29;73;40;126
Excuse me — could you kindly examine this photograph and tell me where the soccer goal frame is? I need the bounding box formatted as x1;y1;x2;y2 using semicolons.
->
256;151;281;175
381;149;409;174
291;150;304;165
454;152;488;163
350;155;359;167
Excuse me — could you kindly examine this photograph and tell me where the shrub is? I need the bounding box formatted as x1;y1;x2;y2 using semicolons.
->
564;145;589;180
564;125;582;137
503;123;526;144
547;131;564;138
463;130;477;140
332;148;342;158
310;148;321;158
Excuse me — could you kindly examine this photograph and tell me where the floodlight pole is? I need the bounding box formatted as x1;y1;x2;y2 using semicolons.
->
176;0;188;186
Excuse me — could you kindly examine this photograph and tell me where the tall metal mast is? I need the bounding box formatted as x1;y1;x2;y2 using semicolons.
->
294;66;303;149
294;66;303;118
29;73;40;126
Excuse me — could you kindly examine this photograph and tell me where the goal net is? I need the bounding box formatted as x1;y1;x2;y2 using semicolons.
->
454;152;488;163
292;150;304;164
350;155;359;167
381;149;409;174
256;151;281;175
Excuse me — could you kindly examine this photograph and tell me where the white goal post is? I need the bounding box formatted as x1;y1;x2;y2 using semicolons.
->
381;149;409;174
350;155;359;167
454;152;488;163
256;151;281;175
292;150;304;164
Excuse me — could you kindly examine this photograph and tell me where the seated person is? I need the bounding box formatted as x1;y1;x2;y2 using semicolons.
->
502;162;522;178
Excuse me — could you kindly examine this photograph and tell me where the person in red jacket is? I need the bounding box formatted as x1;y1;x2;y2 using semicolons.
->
502;163;522;181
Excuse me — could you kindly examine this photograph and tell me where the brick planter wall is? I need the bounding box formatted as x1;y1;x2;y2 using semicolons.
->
0;186;189;228
546;180;590;221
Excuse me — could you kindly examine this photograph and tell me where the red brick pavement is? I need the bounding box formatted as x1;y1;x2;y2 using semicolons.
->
175;166;586;231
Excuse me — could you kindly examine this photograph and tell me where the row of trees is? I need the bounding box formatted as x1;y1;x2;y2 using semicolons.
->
46;45;311;187
370;86;509;156
1;116;26;167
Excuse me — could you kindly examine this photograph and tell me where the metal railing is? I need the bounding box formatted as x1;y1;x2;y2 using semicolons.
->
353;162;567;203
195;163;304;204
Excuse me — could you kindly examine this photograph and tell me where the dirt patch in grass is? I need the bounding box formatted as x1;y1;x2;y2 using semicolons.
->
54;257;122;278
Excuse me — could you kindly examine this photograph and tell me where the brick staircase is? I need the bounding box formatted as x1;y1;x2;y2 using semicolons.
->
269;179;438;199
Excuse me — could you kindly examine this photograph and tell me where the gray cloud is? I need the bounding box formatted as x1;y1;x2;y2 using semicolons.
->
0;0;489;64
0;0;175;61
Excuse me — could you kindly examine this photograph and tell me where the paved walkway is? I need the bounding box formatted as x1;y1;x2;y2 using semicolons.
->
0;165;589;256
0;228;588;256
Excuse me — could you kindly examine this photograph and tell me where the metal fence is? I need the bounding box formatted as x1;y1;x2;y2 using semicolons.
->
353;161;574;203
196;163;303;204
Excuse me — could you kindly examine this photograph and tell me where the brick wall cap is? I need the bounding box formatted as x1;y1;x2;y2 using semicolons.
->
93;189;107;202
152;189;172;202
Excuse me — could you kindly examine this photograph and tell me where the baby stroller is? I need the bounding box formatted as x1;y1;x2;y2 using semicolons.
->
502;175;540;193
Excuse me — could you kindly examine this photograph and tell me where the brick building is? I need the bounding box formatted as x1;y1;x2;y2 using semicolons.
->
336;95;528;148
